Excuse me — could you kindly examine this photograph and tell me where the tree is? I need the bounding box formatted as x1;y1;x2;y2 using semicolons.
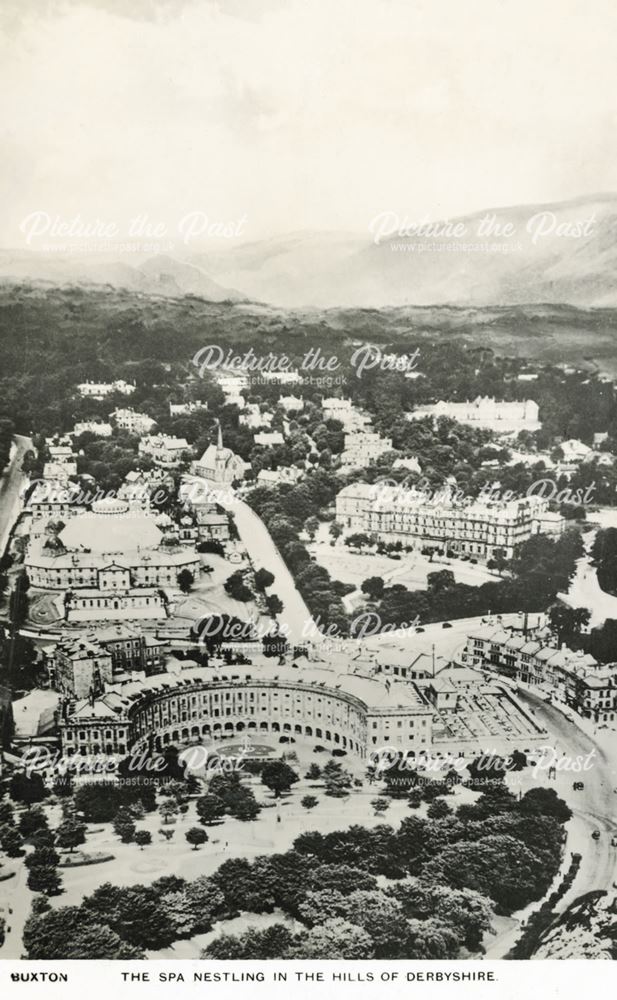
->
25;846;59;869
0;823;24;857
23;905;143;960
9;771;47;808
229;788;260;821
361;576;385;600
82;883;176;950
196;792;225;826
492;547;509;575
345;533;370;550
74;783;118;823
254;567;275;591
134;830;152;850
323;759;353;797
30;828;56;850
292;918;374;960
177;568;194;593
301;795;319;811
430;834;546;914
27;865;62;896
548;604;591;645
203;924;296;960
113;808;136;843
0;800;14;826
224;570;253;602
305;763;321;780
265;593;284;616
19;805;48;838
371;797;390;816
304;516;320;541
519;787;572;823
404;917;461;959
329;521;343;542
427;569;456;593
261;760;299;798
186;827;208;850
55;818;86;853
427;797;453;820
390;881;493;952
158;798;179;825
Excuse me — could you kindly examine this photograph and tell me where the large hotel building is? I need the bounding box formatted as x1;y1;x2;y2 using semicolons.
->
335;483;564;560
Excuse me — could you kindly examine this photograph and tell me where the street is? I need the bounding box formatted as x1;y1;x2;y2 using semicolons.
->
0;435;32;560
485;688;617;957
187;476;322;645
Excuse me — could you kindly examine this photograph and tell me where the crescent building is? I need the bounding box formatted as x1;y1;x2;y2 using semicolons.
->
59;651;547;761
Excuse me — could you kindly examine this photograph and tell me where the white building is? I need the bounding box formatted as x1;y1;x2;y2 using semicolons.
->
392;457;422;474
216;372;249;394
60;651;547;760
117;469;172;512
28;480;85;523
113;408;156;436
73;421;113;438
77;379;135;399
322;397;372;431
335;482;564;559
139;434;190;468
260;370;303;385
43;461;77;485
558;439;593;463
169;400;208;417
26;498;199;622
224;393;246;409
409;397;541;433
254;431;285;447
278;395;304;412
239;404;273;430
192;424;248;485
48;445;75;463
257;467;303;486
340;430;393;469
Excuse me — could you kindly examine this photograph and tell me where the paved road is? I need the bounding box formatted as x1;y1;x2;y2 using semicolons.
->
485;688;617;957
518;690;617;910
559;528;617;625
0;435;32;559
186;476;321;645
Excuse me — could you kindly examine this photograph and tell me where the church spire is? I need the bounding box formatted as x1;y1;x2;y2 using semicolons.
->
217;420;223;449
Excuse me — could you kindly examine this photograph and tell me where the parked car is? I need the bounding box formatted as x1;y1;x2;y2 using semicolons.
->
442;622;453;629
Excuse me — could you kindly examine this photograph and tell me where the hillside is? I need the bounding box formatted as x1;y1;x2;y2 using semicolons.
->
532;891;617;959
2;194;617;310
191;193;617;308
1;282;617;377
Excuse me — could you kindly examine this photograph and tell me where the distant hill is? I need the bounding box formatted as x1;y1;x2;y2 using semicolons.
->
0;250;246;303
2;194;617;309
189;194;617;308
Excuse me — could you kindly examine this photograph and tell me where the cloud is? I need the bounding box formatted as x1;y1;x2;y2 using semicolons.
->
1;0;617;245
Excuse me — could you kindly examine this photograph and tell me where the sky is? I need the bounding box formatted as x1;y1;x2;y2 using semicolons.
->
1;0;617;248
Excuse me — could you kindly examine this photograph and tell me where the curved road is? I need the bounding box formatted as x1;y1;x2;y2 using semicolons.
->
185;476;322;645
518;691;617;911
559;527;617;625
486;688;617;957
0;435;32;559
